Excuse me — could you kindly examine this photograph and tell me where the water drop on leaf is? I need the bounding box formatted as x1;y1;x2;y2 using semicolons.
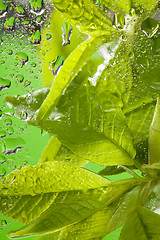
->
49;56;64;75
113;13;125;29
46;33;52;40
141;18;159;38
31;62;36;68
1;219;7;226
62;22;73;46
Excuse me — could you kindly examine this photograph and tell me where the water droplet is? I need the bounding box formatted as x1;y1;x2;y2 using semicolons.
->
22;20;30;25
46;33;52;40
4;17;15;31
7;126;14;135
141;18;159;38
36;16;41;23
7;49;13;55
0;130;6;138
2;137;24;155
29;30;41;44
62;22;73;46
0;167;6;177
0;1;7;16
16;74;24;83
24;80;31;87
21;160;28;165
30;0;43;13
113;13;125;29
31;62;36;68
20;111;28;120
129;8;135;16
15;52;28;67
15;6;25;16
4;118;12;126
0;60;5;64
0;36;3;46
1;219;7;226
0;78;11;90
49;56;64;75
0;155;7;164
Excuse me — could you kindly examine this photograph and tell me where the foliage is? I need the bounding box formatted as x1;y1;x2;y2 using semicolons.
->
1;0;160;239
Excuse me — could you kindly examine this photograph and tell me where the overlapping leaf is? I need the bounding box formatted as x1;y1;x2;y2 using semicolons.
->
40;136;87;166
36;35;119;122
6;81;135;166
0;162;139;238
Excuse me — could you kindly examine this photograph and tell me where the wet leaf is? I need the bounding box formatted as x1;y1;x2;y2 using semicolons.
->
6;84;136;166
52;0;117;36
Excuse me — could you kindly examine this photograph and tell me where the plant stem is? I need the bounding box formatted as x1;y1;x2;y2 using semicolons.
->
148;95;160;164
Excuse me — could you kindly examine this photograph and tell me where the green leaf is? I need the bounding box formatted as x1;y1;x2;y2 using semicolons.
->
52;0;117;36
6;84;135;166
119;206;160;240
101;0;131;14
36;35;118;123
133;25;160;91
106;186;141;234
5;175;139;238
0;161;109;197
40;136;87;167
58;205;116;240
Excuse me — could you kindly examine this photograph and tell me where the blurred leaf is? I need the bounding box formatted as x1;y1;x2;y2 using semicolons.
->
119;206;160;240
130;0;158;11
101;0;131;14
52;0;117;36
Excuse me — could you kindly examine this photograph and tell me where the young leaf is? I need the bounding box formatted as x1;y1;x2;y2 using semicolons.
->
36;35;117;123
52;0;117;36
7;178;139;238
119;206;160;240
